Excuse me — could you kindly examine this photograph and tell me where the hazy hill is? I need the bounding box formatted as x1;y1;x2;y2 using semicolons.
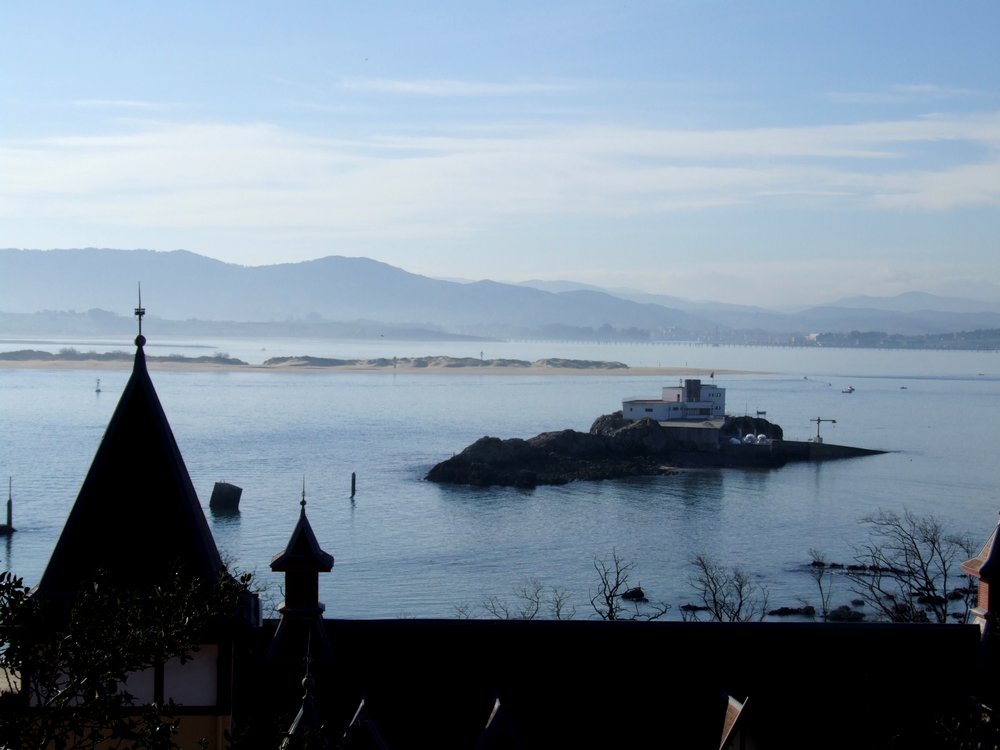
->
517;279;1000;336
3;248;1000;342
824;291;1000;314
0;248;715;339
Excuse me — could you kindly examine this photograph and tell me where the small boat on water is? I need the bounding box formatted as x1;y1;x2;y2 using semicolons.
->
842;386;855;394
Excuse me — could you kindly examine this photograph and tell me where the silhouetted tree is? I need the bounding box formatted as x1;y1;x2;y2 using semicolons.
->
686;554;769;622
589;549;670;621
0;567;252;750
458;550;668;621
845;508;976;623
456;577;575;620
806;548;835;622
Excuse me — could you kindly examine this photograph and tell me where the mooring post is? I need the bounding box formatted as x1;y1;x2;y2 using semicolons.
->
351;472;356;498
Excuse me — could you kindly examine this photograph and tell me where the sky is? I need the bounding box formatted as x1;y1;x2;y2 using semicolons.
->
2;1;999;306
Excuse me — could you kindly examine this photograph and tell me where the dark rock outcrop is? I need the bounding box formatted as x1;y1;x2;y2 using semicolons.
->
424;431;680;488
426;412;884;488
768;605;816;617
622;586;648;603
828;606;867;622
209;481;242;512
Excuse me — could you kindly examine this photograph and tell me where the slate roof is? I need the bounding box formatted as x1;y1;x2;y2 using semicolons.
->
271;493;335;573
236;617;982;750
35;335;223;598
963;518;1000;580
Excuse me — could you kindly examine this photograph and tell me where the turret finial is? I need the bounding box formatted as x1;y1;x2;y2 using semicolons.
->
134;282;146;347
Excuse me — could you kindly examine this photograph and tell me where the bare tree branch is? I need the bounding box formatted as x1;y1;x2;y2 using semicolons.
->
807;548;835;622
464;578;575;620
846;509;975;623
687;554;769;622
589;549;669;621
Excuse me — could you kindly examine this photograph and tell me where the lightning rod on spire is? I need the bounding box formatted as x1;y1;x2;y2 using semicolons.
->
134;282;145;337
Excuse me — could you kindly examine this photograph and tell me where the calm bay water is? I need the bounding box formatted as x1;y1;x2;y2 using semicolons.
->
2;338;999;619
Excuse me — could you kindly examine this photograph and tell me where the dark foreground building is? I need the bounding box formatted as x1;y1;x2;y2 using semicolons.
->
10;328;999;749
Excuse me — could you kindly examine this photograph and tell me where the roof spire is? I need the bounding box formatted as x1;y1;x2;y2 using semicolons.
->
281;635;326;748
134;282;146;347
268;482;335;663
35;291;226;598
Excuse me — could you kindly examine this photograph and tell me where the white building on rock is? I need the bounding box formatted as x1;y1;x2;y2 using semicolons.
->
622;378;726;422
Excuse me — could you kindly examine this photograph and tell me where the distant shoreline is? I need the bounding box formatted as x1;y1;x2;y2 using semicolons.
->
0;350;762;377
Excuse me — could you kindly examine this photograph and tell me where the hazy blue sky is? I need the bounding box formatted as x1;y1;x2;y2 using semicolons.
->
2;2;998;305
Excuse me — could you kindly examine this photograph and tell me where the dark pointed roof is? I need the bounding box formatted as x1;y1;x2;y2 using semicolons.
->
35;334;223;598
271;495;334;573
268;492;335;663
281;659;328;750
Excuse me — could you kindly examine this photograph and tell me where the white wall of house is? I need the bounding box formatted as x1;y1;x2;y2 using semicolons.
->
115;643;220;707
165;644;219;706
622;380;726;422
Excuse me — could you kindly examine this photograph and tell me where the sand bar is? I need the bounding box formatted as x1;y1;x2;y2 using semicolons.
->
0;352;763;376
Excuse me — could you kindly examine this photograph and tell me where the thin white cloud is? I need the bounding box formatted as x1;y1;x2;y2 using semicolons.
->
895;84;982;99
2;112;999;247
828;83;989;105
368;113;1000;160
338;77;577;97
69;99;173;111
871;160;1000;210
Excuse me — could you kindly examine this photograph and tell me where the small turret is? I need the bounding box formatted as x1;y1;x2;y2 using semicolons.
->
268;484;335;663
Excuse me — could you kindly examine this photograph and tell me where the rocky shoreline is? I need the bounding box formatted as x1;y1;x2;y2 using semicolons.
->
426;412;885;488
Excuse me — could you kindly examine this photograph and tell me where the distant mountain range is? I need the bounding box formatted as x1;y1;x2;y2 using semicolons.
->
3;248;1000;345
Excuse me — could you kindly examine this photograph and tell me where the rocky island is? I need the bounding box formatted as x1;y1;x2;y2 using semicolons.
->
426;378;886;488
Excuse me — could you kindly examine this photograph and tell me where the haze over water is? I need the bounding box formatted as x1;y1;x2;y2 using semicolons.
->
2;339;998;620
